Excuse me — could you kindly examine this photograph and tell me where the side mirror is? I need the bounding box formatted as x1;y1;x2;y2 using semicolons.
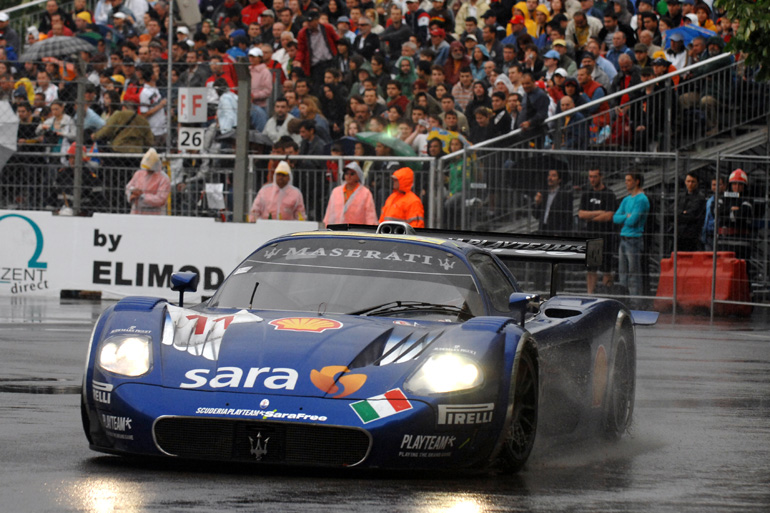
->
170;272;199;307
509;292;540;327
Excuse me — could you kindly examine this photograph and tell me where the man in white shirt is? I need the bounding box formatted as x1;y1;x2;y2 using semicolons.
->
138;66;167;147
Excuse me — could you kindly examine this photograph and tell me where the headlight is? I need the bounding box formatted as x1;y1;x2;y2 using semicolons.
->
98;335;152;377
405;353;483;394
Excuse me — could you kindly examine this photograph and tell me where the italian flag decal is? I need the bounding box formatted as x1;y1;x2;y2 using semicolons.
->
350;389;413;424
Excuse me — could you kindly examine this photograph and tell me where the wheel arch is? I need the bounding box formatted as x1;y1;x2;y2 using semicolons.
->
488;330;540;472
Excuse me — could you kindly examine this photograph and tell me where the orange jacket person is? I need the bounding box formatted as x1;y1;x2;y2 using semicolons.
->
379;167;425;228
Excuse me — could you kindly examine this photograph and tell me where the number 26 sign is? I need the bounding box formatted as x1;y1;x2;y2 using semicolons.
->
178;127;206;151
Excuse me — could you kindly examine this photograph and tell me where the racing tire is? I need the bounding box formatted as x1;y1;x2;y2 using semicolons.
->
603;328;635;441
498;344;538;473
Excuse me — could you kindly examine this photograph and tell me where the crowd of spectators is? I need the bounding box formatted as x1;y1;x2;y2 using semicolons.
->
0;0;758;225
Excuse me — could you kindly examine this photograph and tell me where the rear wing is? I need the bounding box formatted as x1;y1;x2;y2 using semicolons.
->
327;223;603;297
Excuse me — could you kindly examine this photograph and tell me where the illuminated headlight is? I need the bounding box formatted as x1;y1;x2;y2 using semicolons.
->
98;335;152;377
405;353;483;394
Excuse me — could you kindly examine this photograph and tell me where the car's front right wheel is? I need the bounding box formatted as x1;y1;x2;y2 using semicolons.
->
603;328;635;440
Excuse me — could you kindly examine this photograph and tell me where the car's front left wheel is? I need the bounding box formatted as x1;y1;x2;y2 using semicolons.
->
498;344;538;473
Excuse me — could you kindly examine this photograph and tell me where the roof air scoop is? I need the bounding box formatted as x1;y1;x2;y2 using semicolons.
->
376;222;416;235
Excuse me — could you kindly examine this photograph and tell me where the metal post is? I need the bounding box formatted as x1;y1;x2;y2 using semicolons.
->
233;60;251;222
427;158;436;228
460;148;468;231
72;58;87;215
672;154;679;321
166;0;174;154
663;84;672;153
710;154;721;323
764;158;769;287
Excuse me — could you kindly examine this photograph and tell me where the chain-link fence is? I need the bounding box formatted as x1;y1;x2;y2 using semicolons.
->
1;51;768;315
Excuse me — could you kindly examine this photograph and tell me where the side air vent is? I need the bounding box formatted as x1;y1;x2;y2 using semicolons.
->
543;308;582;319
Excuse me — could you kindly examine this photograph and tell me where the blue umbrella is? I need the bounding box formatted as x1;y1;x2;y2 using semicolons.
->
665;25;716;49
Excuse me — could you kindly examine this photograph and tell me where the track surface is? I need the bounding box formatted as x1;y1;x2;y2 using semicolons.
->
1;298;768;512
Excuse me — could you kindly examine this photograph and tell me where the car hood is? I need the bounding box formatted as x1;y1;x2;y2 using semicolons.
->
160;305;466;399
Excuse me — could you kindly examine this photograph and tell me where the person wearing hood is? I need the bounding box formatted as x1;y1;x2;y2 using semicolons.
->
465;80;493;131
531;4;552;48
323;161;378;226
379;167;425;228
125;148;171;215
443;41;472;86
511;2;537;37
469;43;490;81
249;160;307;221
394;56;418;100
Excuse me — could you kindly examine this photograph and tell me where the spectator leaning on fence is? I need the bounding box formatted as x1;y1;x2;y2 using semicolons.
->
323;161;377;227
613;172;650;302
701;175;726;251
249;160;307;221
578;166;618;294
676;171;706;252
379;167;425;228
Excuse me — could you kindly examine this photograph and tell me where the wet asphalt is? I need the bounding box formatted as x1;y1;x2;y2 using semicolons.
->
0;298;768;513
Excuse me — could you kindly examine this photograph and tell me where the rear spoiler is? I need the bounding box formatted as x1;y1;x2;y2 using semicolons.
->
327;223;603;297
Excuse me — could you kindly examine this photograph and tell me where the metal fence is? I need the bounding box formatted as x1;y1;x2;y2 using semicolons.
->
1;52;768;315
472;53;768;156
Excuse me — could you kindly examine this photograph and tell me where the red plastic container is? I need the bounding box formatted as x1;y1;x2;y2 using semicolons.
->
654;252;752;316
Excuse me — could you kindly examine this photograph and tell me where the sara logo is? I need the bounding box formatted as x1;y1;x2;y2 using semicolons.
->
310;365;367;398
0;214;49;294
269;317;343;333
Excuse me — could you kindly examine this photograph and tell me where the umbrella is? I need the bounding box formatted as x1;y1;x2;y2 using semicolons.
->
76;31;104;47
426;128;471;152
355;131;416;157
325;136;368;155
0;101;19;170
21;36;96;62
664;25;716;49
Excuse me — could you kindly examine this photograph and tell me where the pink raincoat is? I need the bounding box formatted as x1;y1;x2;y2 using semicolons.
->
323;183;378;227
249;165;306;221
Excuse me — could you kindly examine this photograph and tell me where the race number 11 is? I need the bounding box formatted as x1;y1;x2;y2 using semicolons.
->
178;127;205;151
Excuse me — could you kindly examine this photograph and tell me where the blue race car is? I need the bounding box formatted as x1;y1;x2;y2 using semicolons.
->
82;222;653;472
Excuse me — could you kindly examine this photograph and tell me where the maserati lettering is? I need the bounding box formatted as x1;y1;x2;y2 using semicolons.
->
275;246;438;265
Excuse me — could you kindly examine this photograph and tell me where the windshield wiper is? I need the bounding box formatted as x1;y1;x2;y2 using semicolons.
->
348;301;469;317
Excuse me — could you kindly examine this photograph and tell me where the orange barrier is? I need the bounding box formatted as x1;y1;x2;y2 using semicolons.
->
654;252;752;316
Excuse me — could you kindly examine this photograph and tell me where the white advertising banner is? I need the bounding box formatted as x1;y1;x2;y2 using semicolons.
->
0;211;319;301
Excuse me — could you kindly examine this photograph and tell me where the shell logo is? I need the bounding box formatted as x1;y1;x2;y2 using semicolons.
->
268;317;343;333
310;365;367;398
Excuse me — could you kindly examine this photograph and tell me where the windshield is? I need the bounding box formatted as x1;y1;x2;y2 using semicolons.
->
209;237;485;318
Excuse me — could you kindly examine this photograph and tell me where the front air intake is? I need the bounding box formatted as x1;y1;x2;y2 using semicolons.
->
154;417;371;467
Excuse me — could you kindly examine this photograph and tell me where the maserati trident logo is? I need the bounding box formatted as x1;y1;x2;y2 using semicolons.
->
249;432;270;460
264;247;281;259
438;258;455;270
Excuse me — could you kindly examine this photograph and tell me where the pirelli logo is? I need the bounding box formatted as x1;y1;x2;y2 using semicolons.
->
437;403;494;425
